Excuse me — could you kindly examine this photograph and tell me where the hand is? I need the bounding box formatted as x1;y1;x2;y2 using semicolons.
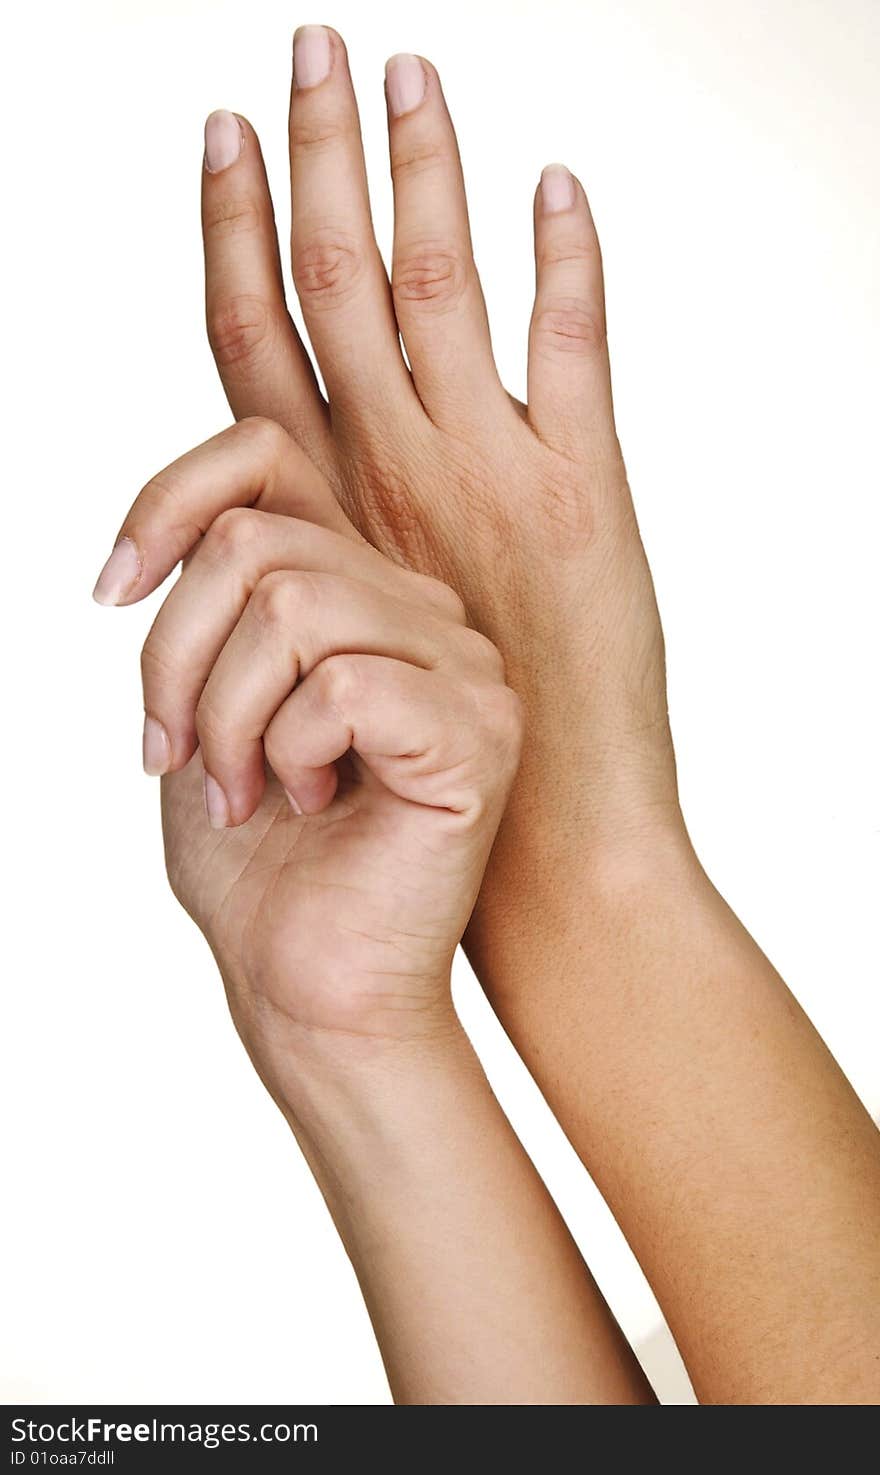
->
93;419;521;1098
199;32;680;892
93;428;648;1412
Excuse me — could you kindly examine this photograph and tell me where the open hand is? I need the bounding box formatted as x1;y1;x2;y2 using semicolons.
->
198;29;679;882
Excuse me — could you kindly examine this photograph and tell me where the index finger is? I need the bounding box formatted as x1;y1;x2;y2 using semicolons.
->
92;418;358;607
202;110;333;470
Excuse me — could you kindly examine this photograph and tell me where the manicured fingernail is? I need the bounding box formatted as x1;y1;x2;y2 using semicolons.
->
142;716;171;777
284;789;304;816
92;538;141;606
294;25;331;89
385;54;426;117
204;773;230;829
204;110;243;173
541;163;576;214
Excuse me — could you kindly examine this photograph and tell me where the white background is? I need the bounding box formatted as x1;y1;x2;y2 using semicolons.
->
3;0;878;1405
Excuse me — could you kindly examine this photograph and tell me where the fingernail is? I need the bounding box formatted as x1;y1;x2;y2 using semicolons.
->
541;163;576;214
385;54;426;117
293;25;332;89
92;538;141;606
284;789;304;816
204;773;230;829
142;716;171;777
204;110;243;173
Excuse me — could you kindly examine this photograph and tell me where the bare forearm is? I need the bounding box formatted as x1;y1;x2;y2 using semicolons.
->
468;813;880;1404
273;1017;654;1405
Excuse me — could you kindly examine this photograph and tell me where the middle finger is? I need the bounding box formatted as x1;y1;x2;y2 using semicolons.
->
289;27;415;425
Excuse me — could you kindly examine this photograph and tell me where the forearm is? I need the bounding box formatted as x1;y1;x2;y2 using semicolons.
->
468;807;880;1404
269;1012;653;1405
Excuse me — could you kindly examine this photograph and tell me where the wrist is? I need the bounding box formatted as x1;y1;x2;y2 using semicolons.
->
267;1014;487;1218
466;796;698;990
237;981;465;1130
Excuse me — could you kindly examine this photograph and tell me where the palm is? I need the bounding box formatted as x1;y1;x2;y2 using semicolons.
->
160;750;468;1036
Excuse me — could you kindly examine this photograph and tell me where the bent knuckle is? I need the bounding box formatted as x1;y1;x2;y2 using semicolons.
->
478;683;524;764
400;569;466;623
392;246;467;313
262;721;288;777
140;631;178;690
139;472;202;545
459;627;506;680
314;654;363;712
531;296;606;355
292;231;364;308
235;414;288;458
422;575;467;624
194;692;227;748
250;569;319;630
207;293;273;371
204;506;264;562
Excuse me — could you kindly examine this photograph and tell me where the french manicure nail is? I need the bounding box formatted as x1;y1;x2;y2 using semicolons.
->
204;110;243;173
284;789;304;816
92;538;141;606
142;716;171;777
204;773;230;829
541;163;576;214
293;25;332;89
385;54;426;117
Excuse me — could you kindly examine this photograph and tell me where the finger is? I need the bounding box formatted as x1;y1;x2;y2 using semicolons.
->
140;510;460;774
289;27;415;421
202;111;332;467
196;573;447;826
527;165;617;456
264;655;491;819
92;418;356;608
385;55;509;427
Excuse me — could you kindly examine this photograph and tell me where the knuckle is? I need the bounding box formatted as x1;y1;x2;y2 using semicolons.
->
478;683;524;764
314;654;363;712
460;627;506;680
194;692;227;747
424;576;467;624
140;630;178;690
538;236;599;271
292;231;364;308
390;140;449;184
262;722;286;776
289;112;351;156
235;414;288;457
392;246;467;313
207;292;273;371
204;505;264;562
249;569;318;630
403;569;466;623
531;296;606;355
139;472;202;545
202;192;263;240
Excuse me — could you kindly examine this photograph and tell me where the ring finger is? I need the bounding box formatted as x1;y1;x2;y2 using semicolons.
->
289;27;415;424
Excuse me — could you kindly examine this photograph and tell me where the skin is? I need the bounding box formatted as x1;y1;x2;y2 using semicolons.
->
95;421;653;1405
96;28;880;1402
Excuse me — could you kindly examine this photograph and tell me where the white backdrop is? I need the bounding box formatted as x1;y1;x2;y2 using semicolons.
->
3;0;878;1405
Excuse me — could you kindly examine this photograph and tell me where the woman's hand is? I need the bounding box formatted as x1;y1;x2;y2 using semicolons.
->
199;33;679;881
93;419;521;1094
